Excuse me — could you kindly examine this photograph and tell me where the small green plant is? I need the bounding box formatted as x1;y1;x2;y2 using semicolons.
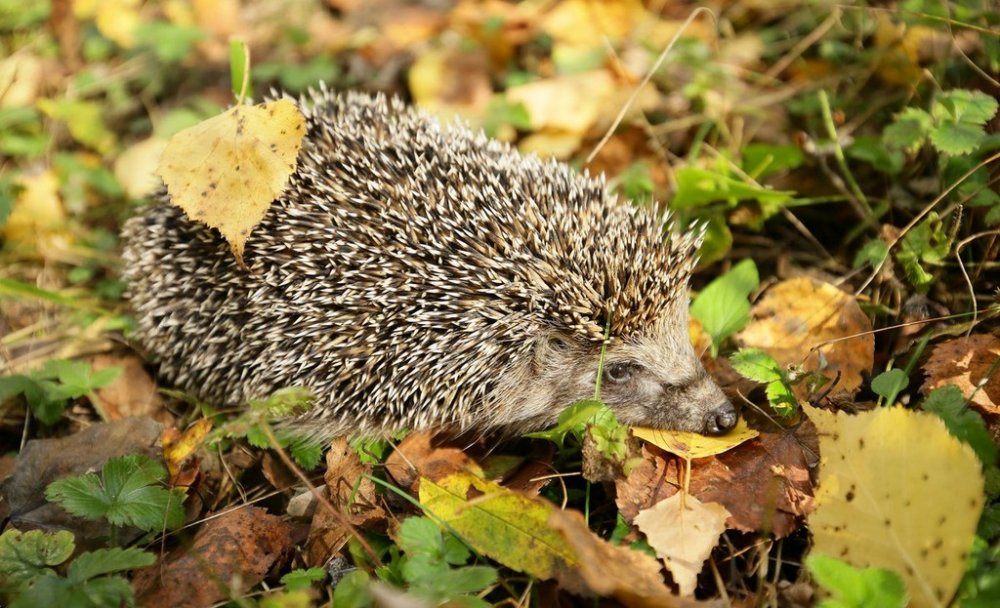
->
729;348;797;417
45;454;185;543
217;387;325;470
378;516;498;608
806;554;907;608
690;259;759;356
0;359;120;425
0;529;155;608
869;368;909;406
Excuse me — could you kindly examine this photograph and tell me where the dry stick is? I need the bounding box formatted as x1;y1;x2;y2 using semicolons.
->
856;150;1000;296
585;6;716;166
258;423;381;564
955;229;1000;332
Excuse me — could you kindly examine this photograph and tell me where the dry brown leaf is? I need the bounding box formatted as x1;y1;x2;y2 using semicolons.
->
737;278;874;398
133;506;296;608
548;508;720;608
87;354;171;424
921;333;1000;415
634;493;730;597
806;404;984;608
617;425;816;537
157;99;305;263
384;431;482;492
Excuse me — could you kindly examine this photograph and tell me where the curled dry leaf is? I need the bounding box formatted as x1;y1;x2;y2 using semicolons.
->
737;278;874;398
617;425;816;538
634;493;730;597
157;99;306;263
88;354;171;424
306;437;385;566
806;404;984;608
384;430;482;492
921;333;1000;415
548;508;720;608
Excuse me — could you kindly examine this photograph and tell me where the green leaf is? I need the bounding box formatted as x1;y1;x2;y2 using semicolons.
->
730;348;783;383
0;529;75;591
11;571;136;608
870;369;909;401
399;517;443;556
922;385;999;467
930;122;986;156
332;570;372;608
853;239;889;269
45;454;185;531
230;39;250;100
426;565;497;595
526;399;605;445
932;90;999;126
248;387;314;417
134;21;205;63
742;143;805;179
672;166;795;211
36;99;115;154
690;259;759;355
883;107;931;154
765;380;797;416
807;554;907;608
67;547;155;582
280;567;326;592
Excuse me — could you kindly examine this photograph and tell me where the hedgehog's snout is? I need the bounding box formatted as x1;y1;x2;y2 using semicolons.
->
702;400;738;436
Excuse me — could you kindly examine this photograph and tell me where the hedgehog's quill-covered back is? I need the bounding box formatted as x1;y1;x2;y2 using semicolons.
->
122;89;736;441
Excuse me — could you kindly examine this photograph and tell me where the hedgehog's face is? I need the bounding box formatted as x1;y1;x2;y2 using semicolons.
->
515;306;737;436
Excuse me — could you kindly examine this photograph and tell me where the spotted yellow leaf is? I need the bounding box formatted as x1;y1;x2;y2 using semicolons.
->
157;99;305;264
806;404;984;608
632;418;759;459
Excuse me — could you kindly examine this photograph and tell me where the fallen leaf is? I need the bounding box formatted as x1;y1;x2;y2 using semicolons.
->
408;48;492;123
737;278;874;398
157;99;305;263
163;417;213;484
806;404;984;608
921;333;1000;415
634;493;731;597
87;354;171;424
617;426;816;537
632;419;759;459
419;473;578;583
132;506;296;608
0;53;43;108
385;431;482;492
37;98;116;153
548;508;718;608
3;170;70;256
506;71;615;135
113;136;167;198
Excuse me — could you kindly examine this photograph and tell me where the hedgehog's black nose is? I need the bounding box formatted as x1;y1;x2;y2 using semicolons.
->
703;401;737;436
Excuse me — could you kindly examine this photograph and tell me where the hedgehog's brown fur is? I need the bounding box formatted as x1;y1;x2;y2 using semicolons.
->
121;87;736;440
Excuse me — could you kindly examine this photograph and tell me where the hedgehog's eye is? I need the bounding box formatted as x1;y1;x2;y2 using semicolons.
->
604;362;636;384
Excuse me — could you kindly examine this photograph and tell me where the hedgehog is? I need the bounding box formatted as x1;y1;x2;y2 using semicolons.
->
121;87;737;441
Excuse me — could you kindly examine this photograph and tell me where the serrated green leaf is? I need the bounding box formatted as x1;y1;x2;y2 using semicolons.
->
280;567;326;592
526;398;605;445
399;516;443;556
930;122;986;156
932;90;999;126
765;380;797;416
288;437;323;470
332;570;372;608
730;348;783;383
883;107;931;154
0;529;75;591
853;239;889;269
870;369;909;401
691;259;759;356
45;454;185;531
922;385;999;467
428;565;497;595
67;547;155;582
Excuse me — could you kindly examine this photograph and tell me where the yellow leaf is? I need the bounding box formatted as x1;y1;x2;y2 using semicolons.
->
3;170;71;254
632;419;759;459
157;99;306;263
95;0;142;47
114;137;167;198
419;473;578;580
634;493;730;597
806;404;984;608
737;278;874;397
0;53;43;108
163;417;213;478
37;98;116;154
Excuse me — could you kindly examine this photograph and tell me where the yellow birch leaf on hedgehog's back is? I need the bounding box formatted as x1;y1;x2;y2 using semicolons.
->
634;493;730;597
806;404;984;608
419;473;579;581
157;99;305;263
632;420;758;459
